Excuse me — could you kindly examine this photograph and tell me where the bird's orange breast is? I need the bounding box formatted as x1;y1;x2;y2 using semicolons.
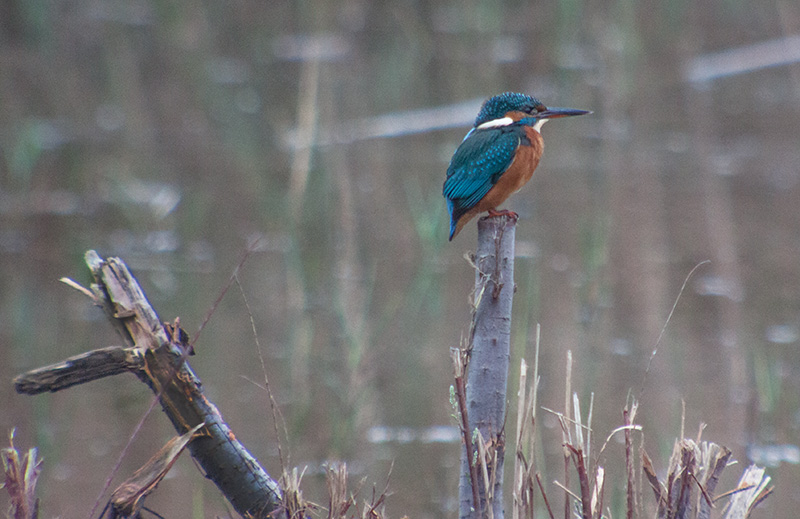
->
449;127;544;239
480;127;544;210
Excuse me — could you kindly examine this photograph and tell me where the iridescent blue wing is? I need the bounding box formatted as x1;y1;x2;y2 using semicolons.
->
443;127;520;222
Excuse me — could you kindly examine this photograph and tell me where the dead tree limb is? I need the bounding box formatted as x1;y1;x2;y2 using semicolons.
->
14;346;142;394
13;250;282;519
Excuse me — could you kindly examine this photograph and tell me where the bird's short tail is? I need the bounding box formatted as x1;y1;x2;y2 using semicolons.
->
447;199;458;240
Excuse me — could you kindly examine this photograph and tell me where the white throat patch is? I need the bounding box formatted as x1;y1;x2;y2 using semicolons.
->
477;117;513;130
532;118;548;133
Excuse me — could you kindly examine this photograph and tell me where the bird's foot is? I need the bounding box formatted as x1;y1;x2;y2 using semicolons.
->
487;208;519;221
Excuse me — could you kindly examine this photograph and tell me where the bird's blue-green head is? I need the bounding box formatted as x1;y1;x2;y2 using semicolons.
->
475;92;543;126
474;92;590;130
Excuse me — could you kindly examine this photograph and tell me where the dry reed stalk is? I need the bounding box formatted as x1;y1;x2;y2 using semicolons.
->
590;466;604;519
476;433;497;519
513;325;541;519
282;466;314;519
1;430;41;519
562;350;573;519
640;437;772;519
642;448;666;513
321;461;391;519
512;361;534;519
513;359;529;519
451;347;481;515
535;472;556;519
624;401;638;519
566;444;592;519
721;465;773;519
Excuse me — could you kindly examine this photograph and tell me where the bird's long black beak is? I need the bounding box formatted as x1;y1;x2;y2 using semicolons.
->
538;107;591;119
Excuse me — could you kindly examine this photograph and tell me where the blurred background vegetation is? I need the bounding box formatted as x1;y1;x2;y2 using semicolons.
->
1;0;799;517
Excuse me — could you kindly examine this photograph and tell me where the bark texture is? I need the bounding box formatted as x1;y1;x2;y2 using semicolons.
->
459;214;515;519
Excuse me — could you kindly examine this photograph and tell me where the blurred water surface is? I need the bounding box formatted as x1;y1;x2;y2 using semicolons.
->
2;1;800;518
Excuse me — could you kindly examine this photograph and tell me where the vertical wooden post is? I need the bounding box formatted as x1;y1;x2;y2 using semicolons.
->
459;214;516;519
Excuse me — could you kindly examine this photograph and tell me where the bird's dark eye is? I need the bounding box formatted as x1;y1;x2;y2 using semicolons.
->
528;103;546;115
524;104;539;115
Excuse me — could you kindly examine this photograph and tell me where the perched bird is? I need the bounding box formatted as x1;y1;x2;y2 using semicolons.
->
443;92;590;240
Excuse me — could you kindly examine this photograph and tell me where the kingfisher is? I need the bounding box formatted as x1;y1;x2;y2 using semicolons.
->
443;92;590;240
